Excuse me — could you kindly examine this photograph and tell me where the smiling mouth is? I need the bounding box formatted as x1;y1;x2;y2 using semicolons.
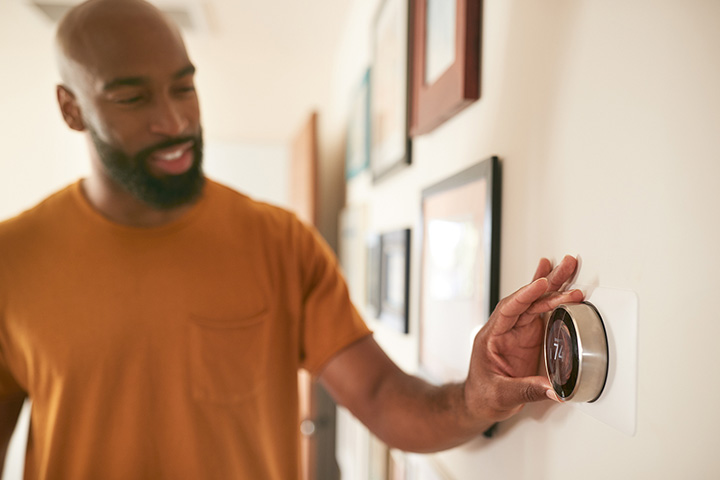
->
148;141;195;175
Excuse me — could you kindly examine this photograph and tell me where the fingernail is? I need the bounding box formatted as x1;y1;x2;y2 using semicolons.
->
546;389;561;402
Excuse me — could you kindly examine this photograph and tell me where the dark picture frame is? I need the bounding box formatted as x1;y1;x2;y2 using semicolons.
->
379;229;411;334
366;233;382;319
410;0;482;136
419;157;500;382
370;0;412;182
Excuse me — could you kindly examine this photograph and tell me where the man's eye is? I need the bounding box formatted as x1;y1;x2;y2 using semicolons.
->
115;96;143;105
176;85;196;95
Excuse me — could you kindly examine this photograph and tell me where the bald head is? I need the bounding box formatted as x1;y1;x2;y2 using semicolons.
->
56;0;188;89
53;0;198;135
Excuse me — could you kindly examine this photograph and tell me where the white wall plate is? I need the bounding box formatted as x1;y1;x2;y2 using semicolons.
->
569;286;639;436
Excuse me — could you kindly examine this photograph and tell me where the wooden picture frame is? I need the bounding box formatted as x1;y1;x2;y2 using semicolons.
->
419;157;500;382
371;0;412;182
379;229;411;334
410;0;482;136
289;112;318;225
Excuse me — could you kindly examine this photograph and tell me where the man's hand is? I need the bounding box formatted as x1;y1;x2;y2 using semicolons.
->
321;255;583;452
464;255;583;423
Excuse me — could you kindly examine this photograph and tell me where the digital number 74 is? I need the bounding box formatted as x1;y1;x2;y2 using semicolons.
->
553;338;564;360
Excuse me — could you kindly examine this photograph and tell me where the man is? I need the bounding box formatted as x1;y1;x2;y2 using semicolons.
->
0;0;583;478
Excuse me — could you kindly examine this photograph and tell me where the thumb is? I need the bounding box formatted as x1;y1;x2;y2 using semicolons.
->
500;375;559;406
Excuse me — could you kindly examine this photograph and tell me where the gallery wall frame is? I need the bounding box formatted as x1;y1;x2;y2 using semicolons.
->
369;434;389;480
406;453;454;480
366;233;382;319
379;228;411;334
410;0;482;136
388;450;407;480
336;408;372;480
346;69;371;180
418;156;500;383
339;205;368;307
370;0;412;182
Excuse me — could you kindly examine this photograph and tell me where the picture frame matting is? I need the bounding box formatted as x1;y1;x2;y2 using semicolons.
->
418;156;500;382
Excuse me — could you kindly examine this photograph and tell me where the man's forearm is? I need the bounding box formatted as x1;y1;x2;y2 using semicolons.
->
320;337;491;452
356;373;491;452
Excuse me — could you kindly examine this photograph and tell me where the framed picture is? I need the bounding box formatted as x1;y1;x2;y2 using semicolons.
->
419;157;500;382
366;233;382;319
406;454;453;480
336;408;371;480
410;0;482;136
379;229;411;334
388;450;408;480
371;0;412;181
369;435;389;480
339;205;368;307
346;69;371;180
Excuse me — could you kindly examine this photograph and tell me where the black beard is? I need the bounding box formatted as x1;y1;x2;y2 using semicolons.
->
89;128;205;210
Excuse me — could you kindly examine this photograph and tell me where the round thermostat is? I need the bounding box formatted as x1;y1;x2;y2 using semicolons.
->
544;302;609;403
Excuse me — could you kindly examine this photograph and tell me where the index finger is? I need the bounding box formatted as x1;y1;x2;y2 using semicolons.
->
493;278;549;334
532;258;553;282
545;255;578;292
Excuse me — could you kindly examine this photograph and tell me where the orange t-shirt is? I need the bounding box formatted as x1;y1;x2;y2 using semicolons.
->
0;180;371;479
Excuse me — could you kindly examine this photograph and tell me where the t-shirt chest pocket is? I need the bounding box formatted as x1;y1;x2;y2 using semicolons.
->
179;246;275;404
188;302;271;404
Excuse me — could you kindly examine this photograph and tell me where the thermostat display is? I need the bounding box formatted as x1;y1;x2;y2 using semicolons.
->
544;303;608;403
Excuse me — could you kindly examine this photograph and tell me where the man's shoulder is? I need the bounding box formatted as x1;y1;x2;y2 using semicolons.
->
205;179;301;230
0;183;77;241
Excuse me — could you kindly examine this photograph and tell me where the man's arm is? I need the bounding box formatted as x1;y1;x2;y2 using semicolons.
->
319;256;582;452
320;335;480;452
0;392;26;473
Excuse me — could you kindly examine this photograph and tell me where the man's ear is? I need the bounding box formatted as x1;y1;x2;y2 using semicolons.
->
56;85;85;132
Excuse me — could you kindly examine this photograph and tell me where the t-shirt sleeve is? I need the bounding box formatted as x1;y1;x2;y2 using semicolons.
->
295;220;372;375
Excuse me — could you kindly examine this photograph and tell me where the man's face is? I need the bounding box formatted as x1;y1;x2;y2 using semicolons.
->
59;8;205;209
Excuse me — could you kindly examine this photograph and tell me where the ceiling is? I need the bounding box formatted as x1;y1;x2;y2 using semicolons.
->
12;0;355;144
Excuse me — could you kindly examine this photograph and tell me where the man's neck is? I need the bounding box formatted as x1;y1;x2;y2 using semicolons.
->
81;174;197;228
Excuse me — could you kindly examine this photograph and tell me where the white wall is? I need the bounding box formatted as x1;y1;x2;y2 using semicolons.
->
328;1;720;478
0;2;89;222
204;141;289;209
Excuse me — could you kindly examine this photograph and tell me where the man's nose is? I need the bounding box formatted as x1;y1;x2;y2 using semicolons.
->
149;95;189;137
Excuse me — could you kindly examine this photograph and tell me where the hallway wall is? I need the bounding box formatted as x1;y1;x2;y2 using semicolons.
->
323;1;720;478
